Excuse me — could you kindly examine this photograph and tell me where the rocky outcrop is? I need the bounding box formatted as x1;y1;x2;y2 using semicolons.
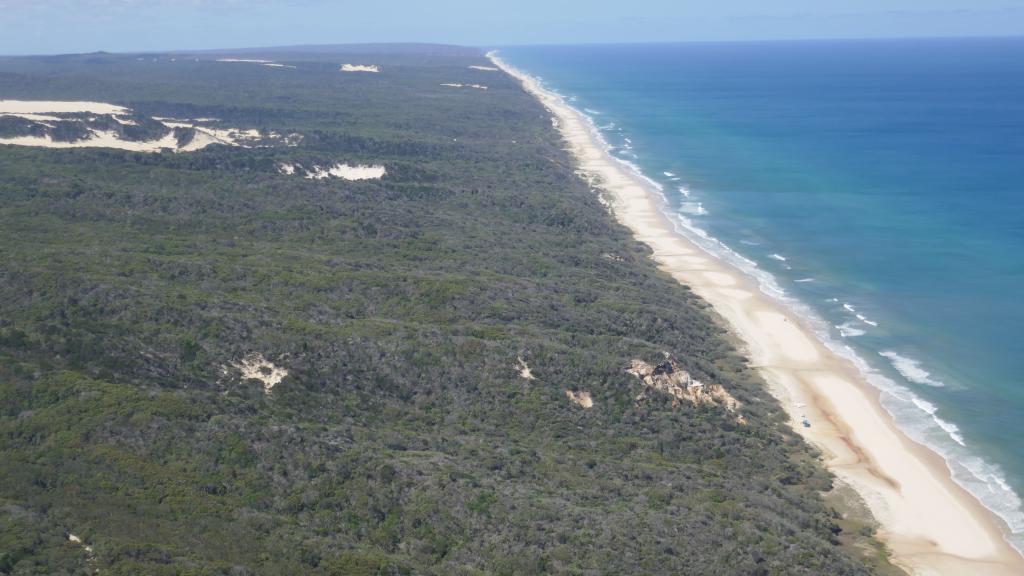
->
627;359;740;415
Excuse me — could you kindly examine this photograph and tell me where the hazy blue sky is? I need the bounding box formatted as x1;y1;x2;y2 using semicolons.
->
2;0;1024;55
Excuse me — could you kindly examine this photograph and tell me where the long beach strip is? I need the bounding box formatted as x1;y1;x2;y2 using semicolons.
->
490;52;1024;575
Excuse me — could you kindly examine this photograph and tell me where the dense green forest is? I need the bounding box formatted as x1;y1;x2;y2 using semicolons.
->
1;46;899;575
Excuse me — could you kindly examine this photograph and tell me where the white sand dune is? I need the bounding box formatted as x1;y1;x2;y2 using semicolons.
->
278;162;386;181
229;353;287;394
216;58;296;69
516;356;536;380
305;163;386;180
1;101;297;153
67;533;94;559
565;389;594;408
340;64;380;73
440;83;488;90
1;112;63;123
0;100;128;115
491;51;1024;576
0;131;180;152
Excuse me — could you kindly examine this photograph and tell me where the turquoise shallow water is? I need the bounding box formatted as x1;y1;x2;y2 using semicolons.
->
497;38;1024;549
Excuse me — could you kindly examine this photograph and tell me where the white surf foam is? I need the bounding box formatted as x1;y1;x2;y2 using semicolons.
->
857;314;879;327
768;253;787;262
880;351;946;387
836;322;866;338
795;277;815;283
679;202;707;216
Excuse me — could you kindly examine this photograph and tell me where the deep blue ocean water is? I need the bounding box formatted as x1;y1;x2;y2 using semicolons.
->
497;38;1024;549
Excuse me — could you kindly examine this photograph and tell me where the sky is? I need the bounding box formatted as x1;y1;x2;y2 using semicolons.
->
1;0;1024;55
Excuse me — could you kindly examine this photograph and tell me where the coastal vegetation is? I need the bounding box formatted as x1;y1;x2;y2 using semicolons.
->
0;46;897;574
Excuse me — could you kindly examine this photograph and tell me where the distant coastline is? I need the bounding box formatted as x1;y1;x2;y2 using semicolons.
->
489;49;1024;575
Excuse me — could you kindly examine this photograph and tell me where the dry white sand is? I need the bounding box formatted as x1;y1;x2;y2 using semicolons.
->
216;58;273;64
66;533;94;557
491;52;1024;576
0;100;128;115
231;353;287;394
565;389;594;408
340;64;380;73
0;131;180;152
516;356;536;380
440;83;488;90
0;112;63;123
1;101;286;153
216;59;296;69
281;163;386;181
305;162;385;178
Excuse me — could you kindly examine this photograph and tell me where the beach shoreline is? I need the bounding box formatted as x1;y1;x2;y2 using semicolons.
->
489;51;1024;575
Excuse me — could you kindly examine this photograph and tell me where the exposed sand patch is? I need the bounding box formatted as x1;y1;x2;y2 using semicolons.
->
516;356;535;380
215;58;299;70
440;83;488;90
340;64;380;73
1;100;128;115
752;310;819;364
702;271;736;286
490;51;1024;575
229;353;287;394
0;131;180;152
278;162;386;181
217;58;274;64
719;288;754;301
1;101;299;153
67;533;95;559
565;389;594;408
469;65;499;71
1;112;63;122
628;358;740;414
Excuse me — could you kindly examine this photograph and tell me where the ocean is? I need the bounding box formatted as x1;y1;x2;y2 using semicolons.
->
496;38;1024;550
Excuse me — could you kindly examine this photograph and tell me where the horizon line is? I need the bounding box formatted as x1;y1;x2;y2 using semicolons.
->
3;33;1024;59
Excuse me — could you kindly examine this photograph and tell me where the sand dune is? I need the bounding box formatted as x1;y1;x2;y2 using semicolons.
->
278;162;386;181
1;101;298;153
440;83;488;90
0;100;128;115
340;64;379;73
216;58;296;69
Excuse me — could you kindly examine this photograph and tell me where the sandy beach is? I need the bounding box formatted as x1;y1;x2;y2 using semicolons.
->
490;52;1024;575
